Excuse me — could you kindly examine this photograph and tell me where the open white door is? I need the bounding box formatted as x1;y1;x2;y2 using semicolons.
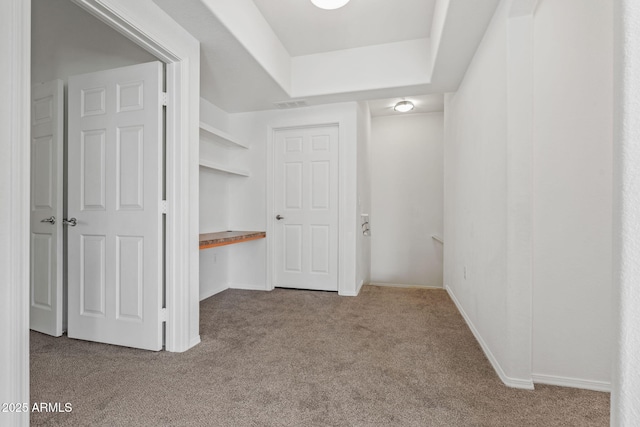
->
273;125;339;291
30;79;64;337
67;62;164;351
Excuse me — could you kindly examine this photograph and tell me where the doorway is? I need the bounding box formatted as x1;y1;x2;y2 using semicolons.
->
30;0;165;351
28;0;199;353
2;0;199;419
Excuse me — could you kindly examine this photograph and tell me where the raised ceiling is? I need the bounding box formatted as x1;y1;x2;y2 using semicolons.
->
251;0;437;56
153;0;290;113
153;0;500;114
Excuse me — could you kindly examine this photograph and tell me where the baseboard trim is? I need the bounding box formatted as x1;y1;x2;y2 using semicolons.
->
369;282;443;290
229;283;269;291
199;284;229;301
189;335;201;349
532;374;611;392
446;286;534;390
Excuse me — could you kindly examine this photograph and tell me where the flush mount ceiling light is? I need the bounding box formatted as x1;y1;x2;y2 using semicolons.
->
394;100;415;113
311;0;351;10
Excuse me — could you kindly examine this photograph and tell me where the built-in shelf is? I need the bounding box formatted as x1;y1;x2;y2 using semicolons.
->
199;159;250;177
199;231;266;250
199;122;248;149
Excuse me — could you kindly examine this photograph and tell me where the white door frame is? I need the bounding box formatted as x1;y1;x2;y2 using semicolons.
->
1;1;31;424
2;0;199;423
73;0;200;352
69;0;201;352
267;120;350;295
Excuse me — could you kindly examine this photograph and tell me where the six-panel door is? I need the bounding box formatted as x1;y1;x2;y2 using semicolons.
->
274;125;339;291
67;62;164;351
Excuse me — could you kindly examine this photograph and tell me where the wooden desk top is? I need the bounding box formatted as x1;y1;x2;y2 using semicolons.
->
199;231;266;250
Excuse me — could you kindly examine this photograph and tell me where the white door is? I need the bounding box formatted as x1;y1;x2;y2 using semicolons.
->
67;62;164;351
273;125;339;291
30;79;64;337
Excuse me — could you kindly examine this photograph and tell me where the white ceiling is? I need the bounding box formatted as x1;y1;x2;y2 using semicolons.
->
369;94;445;117
153;0;290;113
251;0;437;56
153;0;500;114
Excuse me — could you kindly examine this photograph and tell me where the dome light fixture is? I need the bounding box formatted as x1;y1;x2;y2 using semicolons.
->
394;100;415;113
311;0;351;10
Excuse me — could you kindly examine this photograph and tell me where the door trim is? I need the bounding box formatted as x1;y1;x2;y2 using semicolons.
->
0;1;31;424
267;121;348;294
70;0;201;352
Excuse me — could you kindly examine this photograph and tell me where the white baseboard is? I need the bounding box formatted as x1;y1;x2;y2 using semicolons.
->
199;284;229;301
532;374;611;392
369;282;443;290
229;283;269;291
336;280;364;297
188;335;201;350
446;286;534;390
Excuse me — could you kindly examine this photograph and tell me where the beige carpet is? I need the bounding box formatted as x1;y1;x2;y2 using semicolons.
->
31;286;610;426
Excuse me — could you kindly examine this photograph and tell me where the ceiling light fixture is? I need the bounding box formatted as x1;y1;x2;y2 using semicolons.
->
394;101;414;113
311;0;351;10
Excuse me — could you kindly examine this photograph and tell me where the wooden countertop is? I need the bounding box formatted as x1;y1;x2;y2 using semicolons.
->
199;231;266;250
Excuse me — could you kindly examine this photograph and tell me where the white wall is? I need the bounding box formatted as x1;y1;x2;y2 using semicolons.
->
444;0;613;391
531;0;613;389
371;113;444;287
199;98;234;233
226;103;361;295
612;0;640;424
444;0;515;387
199;98;233;300
199;168;228;233
199;247;229;301
200;97;230;131
31;0;156;84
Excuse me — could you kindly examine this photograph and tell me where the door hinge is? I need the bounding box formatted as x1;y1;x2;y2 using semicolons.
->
161;200;167;215
160;308;167;322
161;92;168;107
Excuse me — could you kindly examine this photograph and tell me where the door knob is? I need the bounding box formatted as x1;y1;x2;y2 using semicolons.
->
276;215;285;220
40;216;56;225
62;218;77;227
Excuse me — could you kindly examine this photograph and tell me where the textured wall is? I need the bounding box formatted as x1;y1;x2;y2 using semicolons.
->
612;0;640;424
443;0;515;385
531;0;613;388
444;0;613;390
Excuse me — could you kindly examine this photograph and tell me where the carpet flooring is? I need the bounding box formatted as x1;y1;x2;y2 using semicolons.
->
30;286;610;426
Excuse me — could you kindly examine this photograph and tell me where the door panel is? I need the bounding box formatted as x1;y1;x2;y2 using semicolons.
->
30;79;64;337
274;125;339;291
81;129;107;210
67;62;163;351
80;234;106;317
